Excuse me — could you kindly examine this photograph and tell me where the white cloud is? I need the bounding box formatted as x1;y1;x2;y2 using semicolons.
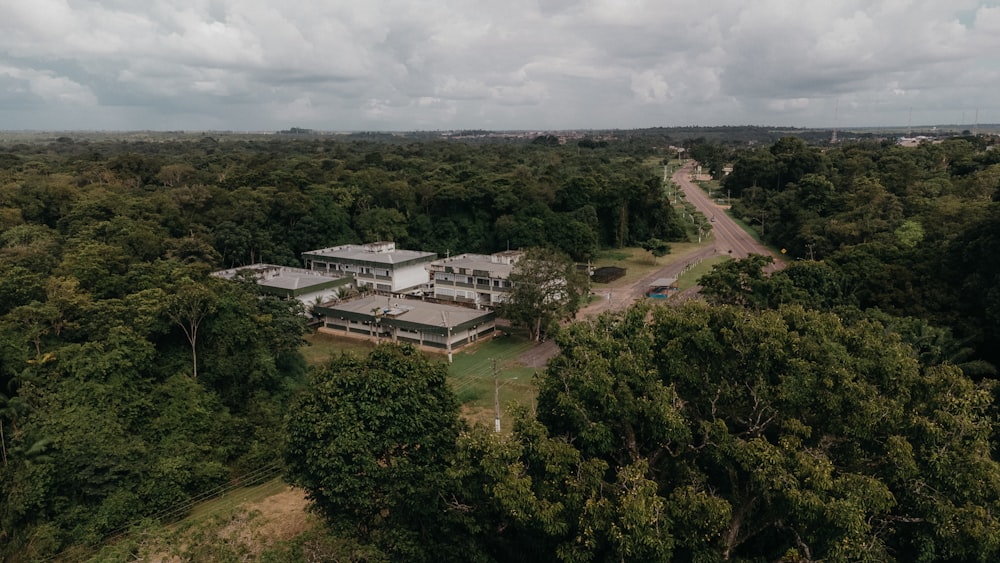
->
435;76;491;100
767;98;812;112
489;80;549;106
0;64;97;105
630;70;671;103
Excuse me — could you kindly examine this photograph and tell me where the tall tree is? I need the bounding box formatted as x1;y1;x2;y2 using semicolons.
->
499;247;589;342
698;254;776;308
284;344;473;561
163;279;216;380
524;302;1000;561
640;237;672;264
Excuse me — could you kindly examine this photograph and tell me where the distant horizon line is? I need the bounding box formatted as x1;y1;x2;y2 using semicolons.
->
1;123;998;135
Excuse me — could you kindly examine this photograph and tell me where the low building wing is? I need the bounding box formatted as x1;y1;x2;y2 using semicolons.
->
314;295;496;356
212;264;353;309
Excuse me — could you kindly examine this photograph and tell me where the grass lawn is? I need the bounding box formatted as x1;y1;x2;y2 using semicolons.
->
590;243;713;287
676;255;729;290
301;330;377;365
695;179;723;197
181;477;289;526
447;333;539;430
300;327;541;431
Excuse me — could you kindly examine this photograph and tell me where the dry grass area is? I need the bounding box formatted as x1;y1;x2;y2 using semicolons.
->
116;484;316;563
242;486;314;543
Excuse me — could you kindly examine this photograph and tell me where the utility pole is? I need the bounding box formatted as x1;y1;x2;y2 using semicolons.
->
442;312;452;363
493;358;501;433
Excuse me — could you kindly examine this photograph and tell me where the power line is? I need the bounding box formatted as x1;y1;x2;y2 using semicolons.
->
46;461;286;562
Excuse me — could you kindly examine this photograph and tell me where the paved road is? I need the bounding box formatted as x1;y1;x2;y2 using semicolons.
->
576;161;782;319
576;244;716;318
672;161;782;264
524;161;784;366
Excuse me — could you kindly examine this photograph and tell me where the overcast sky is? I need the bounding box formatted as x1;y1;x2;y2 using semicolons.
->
1;0;998;132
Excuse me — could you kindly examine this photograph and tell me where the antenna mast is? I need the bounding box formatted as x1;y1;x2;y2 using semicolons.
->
831;98;839;144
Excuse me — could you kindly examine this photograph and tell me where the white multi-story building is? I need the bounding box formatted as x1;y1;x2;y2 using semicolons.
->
302;242;437;293
427;251;522;308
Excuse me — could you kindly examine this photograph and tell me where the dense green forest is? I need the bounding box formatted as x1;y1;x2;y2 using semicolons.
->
286;302;1000;562
0;134;684;560
4;130;1000;561
715;136;1000;369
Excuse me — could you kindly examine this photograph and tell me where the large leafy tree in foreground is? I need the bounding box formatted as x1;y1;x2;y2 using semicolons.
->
499;247;590;342
477;303;1000;561
284;344;475;562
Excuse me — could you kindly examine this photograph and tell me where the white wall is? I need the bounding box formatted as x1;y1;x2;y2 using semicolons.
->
391;263;431;291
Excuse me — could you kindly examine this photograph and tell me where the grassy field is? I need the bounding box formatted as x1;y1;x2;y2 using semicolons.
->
300;330;378;364
300;328;540;430
675;255;729;290
447;334;539;430
181;477;289;525
590;243;710;287
77;477;303;561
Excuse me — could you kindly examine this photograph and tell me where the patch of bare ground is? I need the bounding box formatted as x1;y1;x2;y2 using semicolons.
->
140;486;314;562
517;339;558;368
244;486;313;542
461;404;496;428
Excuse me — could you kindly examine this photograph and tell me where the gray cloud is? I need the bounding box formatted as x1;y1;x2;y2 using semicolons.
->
1;0;997;130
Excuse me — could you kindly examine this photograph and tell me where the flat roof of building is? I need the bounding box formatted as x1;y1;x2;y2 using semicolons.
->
212;264;350;293
303;242;436;266
429;253;518;277
323;295;492;329
649;277;678;287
